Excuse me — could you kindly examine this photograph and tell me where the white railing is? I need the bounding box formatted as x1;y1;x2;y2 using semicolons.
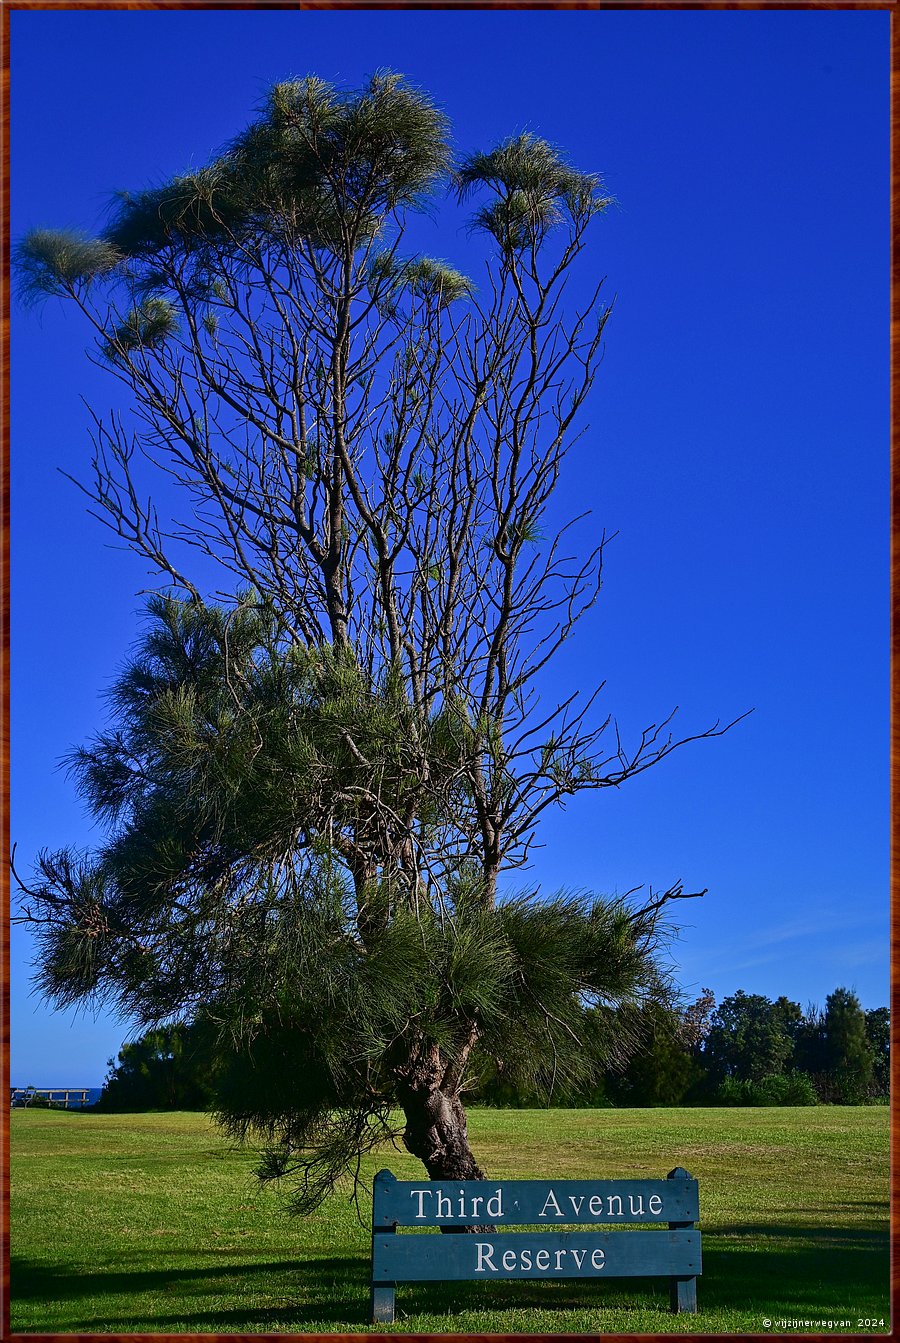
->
10;1087;91;1109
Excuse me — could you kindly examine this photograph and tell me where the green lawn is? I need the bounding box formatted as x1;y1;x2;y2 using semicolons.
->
10;1106;889;1334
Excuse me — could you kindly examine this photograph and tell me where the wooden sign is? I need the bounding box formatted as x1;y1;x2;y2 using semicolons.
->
370;1167;701;1322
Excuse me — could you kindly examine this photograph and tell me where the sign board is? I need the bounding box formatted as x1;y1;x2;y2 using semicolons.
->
372;1176;699;1227
370;1167;701;1322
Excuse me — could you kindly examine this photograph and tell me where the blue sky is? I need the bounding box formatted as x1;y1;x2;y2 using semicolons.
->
10;8;889;1085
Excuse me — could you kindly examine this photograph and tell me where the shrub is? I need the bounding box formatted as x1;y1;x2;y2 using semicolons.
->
715;1071;818;1107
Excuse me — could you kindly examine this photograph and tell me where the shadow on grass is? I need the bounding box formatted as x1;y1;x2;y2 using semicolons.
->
700;1224;889;1316
11;1222;890;1333
11;1255;370;1330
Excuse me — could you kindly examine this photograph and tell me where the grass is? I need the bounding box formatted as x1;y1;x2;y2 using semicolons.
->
10;1106;890;1334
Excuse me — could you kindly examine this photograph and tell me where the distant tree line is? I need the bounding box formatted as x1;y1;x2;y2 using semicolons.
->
96;1019;218;1113
96;986;887;1112
508;986;887;1110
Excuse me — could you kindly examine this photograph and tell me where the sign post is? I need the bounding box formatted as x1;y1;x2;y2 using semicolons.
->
667;1166;699;1313
370;1177;396;1326
370;1168;701;1322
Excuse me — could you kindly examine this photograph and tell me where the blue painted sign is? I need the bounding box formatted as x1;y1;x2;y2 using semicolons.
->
372;1176;699;1227
370;1167;701;1322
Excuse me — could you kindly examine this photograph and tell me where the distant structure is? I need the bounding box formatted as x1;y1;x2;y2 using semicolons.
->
10;1086;91;1109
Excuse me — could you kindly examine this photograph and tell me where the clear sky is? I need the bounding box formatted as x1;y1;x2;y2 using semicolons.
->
10;7;889;1086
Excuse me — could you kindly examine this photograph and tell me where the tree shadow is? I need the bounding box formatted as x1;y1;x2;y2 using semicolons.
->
699;1223;889;1315
11;1220;890;1332
11;1254;371;1330
10;1255;667;1332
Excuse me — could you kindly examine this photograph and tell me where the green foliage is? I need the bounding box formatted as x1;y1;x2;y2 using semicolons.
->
57;594;463;895
691;988;886;1107
702;990;801;1085
403;257;473;304
22;594;673;1209
263;70;450;212
105;164;248;257
457;133;611;251
368;252;474;312
714;1071;819;1108
864;1006;889;1096
604;1003;704;1108
212;888;671;1211
16;72;456;323
823;988;875;1103
106;297;179;357
97;1020;217;1112
17;85;609;313
15;229;120;301
101;72;449;262
472;896;669;1101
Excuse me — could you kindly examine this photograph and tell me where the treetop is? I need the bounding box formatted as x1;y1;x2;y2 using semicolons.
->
16;70;611;307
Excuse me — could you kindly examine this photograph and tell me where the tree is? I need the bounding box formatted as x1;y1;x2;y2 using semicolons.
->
823;988;875;1103
604;999;705;1108
701;991;802;1085
680;987;717;1052
98;1020;217;1112
786;1001;824;1086
864;1007;889;1097
15;73;739;1210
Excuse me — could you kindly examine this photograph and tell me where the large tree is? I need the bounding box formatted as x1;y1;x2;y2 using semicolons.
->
823;988;875;1103
701;991;802;1085
863;1006;889;1097
97;1019;217;1113
15;73;738;1208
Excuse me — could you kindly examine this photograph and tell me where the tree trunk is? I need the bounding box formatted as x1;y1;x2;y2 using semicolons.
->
399;1081;486;1180
393;1036;493;1232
